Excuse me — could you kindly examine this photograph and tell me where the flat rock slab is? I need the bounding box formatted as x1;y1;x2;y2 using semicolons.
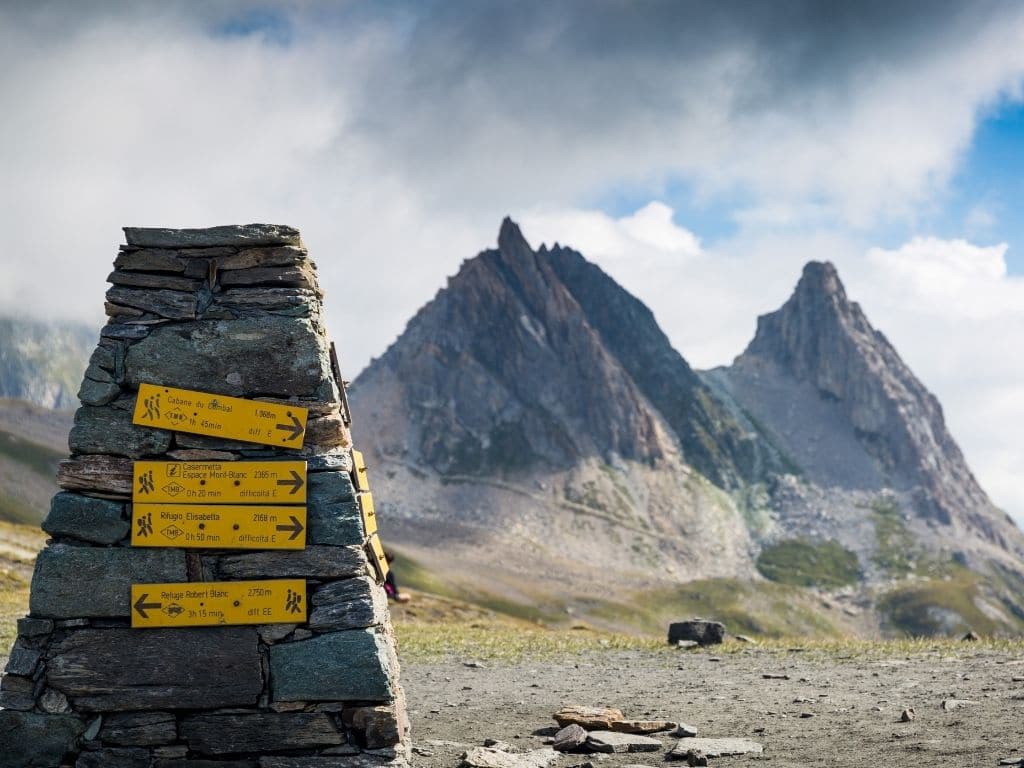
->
667;738;763;759
69;405;172;458
269;627;396;702
585;731;662;753
461;747;559;768
667;620;726;646
181;713;345;755
124;224;300;248
554;705;625;730
0;711;84;768
309;575;388;631
124;317;333;401
42;492;128;545
30;545;186;618
610;720;676;734
218;545;365;580
46;627;262;711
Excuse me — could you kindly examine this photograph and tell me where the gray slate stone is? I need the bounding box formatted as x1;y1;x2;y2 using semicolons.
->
218;545;366;580
114;249;187;272
585;731;662;753
124;224;300;248
212;288;318;315
309;576;387;631
218;246;307;270
181;713;345;755
58;455;134;495
666;738;763;759
18;617;54;637
108;271;202;292
125;317;334;400
0;673;36;710
0;711;84;768
667;620;726;646
156;761;257;768
79;376;122;406
30;545;187;618
106;286;197;320
270;628;395;702
4;643;41;676
553;724;588;751
219;264;315;290
39;689;71;713
47;628;262;711
43;492;129;544
76;748;151;768
100;711;178;746
69;405;173;458
308;471;362;545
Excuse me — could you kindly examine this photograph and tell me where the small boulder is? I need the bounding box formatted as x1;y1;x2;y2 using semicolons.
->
553;725;588;752
667;620;726;647
609;720;676;735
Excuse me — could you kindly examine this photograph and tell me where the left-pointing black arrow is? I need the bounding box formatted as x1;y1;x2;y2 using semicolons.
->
276;515;305;541
276;469;305;495
133;593;163;619
274;414;304;442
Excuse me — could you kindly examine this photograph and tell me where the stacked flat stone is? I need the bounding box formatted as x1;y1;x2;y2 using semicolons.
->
0;224;409;768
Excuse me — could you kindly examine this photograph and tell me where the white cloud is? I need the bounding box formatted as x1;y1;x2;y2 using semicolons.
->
0;3;1023;524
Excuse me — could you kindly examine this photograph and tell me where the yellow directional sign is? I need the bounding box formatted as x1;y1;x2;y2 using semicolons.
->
131;579;306;628
366;533;389;581
132;383;308;448
132;461;307;504
132;504;306;549
351;449;370;492
358;492;377;536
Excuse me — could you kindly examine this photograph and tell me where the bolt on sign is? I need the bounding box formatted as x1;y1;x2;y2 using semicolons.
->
133;460;307;503
132;382;308;448
131;580;307;628
358;492;378;537
132;504;306;549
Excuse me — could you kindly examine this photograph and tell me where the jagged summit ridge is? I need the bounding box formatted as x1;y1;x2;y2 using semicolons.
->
355;218;779;486
714;259;1015;549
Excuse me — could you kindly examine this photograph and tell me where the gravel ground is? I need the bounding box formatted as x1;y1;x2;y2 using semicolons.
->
400;646;1024;767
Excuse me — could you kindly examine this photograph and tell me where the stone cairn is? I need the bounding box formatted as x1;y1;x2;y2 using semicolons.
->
0;225;409;767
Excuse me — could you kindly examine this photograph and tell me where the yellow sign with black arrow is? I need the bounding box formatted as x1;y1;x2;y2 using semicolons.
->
131;579;306;628
132;504;306;549
132;461;307;504
132;383;308;448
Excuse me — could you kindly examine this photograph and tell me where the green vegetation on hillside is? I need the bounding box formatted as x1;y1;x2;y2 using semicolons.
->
757;538;861;588
869;496;919;575
877;567;1003;637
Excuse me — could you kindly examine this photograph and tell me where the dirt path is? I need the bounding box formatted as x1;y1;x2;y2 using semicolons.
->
401;646;1024;767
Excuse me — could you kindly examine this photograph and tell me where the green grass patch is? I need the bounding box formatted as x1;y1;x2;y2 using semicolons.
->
870;497;918;576
394;621;662;663
757;538;861;588
0;429;63;477
582;577;841;639
877;568;1001;637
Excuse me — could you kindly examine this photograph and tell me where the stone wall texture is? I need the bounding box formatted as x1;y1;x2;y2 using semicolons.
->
0;224;409;767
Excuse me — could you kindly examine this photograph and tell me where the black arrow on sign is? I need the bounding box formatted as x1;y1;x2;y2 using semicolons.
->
133;593;163;619
275;414;304;442
276;515;305;541
276;470;305;495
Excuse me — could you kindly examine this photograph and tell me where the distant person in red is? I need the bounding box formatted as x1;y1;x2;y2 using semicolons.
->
383;549;410;603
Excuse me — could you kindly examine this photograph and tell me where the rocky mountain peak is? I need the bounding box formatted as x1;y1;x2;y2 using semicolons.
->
725;261;1016;548
352;219;782;486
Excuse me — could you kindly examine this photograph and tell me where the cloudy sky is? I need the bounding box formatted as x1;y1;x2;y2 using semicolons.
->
2;1;1023;521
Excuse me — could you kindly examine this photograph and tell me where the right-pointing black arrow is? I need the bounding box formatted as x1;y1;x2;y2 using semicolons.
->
276;469;305;495
133;593;162;619
274;414;304;442
276;515;305;541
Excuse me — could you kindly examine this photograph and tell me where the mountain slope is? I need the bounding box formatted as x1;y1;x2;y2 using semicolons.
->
0;317;93;410
351;223;1024;636
704;261;1020;554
